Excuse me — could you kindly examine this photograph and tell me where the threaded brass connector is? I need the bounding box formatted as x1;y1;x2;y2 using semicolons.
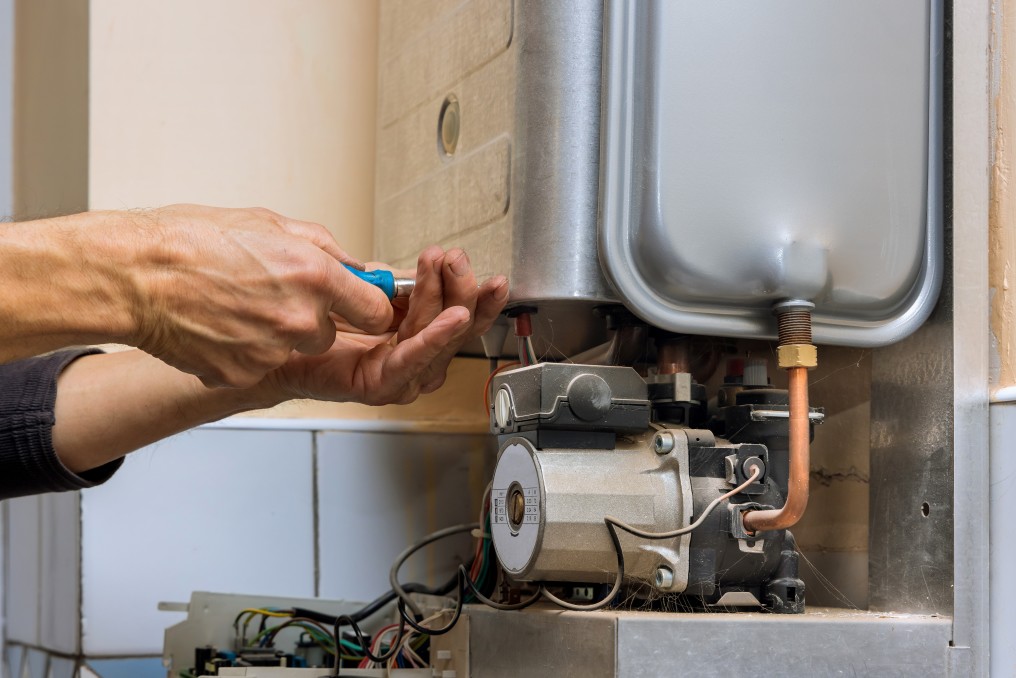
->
777;343;818;369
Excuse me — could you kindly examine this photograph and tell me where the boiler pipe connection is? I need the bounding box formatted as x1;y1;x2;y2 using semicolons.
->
742;300;817;534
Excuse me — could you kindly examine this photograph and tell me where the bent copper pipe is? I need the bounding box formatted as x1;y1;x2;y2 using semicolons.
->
742;366;810;533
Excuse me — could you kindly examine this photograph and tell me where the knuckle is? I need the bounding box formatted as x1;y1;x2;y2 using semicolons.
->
419;376;444;394
265;345;293;368
287;308;323;338
397;386;422;405
294;254;333;292
248;206;278;219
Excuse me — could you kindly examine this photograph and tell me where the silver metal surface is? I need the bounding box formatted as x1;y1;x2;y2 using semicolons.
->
460;605;951;678
951;0;992;672
599;0;943;347
490;433;692;590
491;364;648;432
868;226;953;615
468;604;616;678
749;409;825;422
652;431;674;455
990;403;1016;677
510;0;615;308
394;277;415;298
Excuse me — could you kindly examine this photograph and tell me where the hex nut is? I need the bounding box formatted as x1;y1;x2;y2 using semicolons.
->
777;343;818;369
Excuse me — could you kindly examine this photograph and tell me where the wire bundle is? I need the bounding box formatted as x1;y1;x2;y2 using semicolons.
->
205;468;762;677
514;313;537;366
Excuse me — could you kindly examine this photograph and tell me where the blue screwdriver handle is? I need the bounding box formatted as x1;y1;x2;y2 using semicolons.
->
343;264;415;300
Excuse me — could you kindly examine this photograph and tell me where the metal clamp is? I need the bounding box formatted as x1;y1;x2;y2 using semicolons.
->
749;409;825;423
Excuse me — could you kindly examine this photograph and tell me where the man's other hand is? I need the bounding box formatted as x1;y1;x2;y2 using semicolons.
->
258;246;509;406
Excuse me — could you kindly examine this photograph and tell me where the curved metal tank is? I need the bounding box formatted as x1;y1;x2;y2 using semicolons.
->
598;0;943;346
374;0;942;350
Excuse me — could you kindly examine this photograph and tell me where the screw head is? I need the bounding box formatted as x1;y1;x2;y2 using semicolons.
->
653;432;675;455
654;566;674;589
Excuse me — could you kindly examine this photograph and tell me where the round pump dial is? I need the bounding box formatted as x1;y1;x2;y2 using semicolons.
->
490;441;542;575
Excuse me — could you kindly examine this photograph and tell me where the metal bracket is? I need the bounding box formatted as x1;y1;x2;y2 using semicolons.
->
728;502;772;553
749;409;825;423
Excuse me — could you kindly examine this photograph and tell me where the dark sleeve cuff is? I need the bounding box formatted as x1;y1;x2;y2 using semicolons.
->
0;348;124;500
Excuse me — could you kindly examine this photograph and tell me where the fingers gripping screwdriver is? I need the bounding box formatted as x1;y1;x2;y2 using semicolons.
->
343;264;415;300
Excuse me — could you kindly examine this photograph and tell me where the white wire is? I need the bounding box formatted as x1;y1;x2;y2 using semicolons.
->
541;465;763;612
605;465;762;539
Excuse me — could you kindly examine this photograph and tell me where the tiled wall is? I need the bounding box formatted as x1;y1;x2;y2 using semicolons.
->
2;424;492;678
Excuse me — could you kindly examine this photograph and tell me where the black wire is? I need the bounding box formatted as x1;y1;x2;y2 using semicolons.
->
331;612;406;677
459;565;542;611
395;575;465;637
293;565;464;627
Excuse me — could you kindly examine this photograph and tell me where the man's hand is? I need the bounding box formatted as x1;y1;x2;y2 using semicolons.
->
258;246;509;406
48;247;505;474
118;205;394;388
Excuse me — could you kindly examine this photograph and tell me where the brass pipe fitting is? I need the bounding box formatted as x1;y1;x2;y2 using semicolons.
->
742;300;816;534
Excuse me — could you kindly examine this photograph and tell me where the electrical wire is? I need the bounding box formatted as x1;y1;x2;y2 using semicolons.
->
538;521;625;612
605;465;761;539
483;361;521;412
460;564;541;611
513;313;537;366
389;522;479;618
540;466;763;611
332;612;406;676
332;523;485;675
291;567;461;627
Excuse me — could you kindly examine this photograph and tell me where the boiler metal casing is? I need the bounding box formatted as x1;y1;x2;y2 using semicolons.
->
375;0;942;349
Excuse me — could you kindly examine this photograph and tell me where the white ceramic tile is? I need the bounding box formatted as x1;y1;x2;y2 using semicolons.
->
84;658;163;678
316;431;493;602
5;497;41;645
79;429;315;656
5;645;23;678
45;656;73;678
38;492;81;654
23;650;45;678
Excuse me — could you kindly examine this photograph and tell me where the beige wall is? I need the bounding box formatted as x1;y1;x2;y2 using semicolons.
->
85;0;490;427
10;0;490;427
88;0;377;260
13;0;89;219
993;0;1016;390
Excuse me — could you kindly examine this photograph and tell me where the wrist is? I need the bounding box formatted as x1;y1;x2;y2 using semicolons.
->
77;210;155;345
0;213;139;345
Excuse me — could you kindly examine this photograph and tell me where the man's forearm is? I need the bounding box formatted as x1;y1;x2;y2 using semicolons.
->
52;350;282;473
0;212;139;361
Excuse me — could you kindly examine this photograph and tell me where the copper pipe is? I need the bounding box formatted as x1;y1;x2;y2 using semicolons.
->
742;366;810;533
657;339;691;375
